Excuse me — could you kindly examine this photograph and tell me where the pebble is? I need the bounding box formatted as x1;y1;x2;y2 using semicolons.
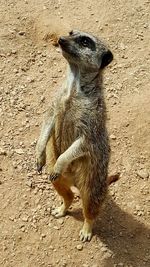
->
101;246;108;252
21;215;28;222
15;148;24;155
9;216;15;221
0;148;7;155
102;251;112;259
76;244;83;251
53;225;60;230
61;261;67;267
25;180;33;188
40;96;45;102
137;170;149;179
27;173;34;178
41;233;46;238
58;218;64;225
110;134;116;140
18;31;25;36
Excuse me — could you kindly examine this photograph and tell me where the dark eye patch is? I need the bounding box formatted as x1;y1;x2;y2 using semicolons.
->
77;36;96;51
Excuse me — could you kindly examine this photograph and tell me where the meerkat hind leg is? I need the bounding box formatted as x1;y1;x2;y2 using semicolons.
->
79;193;100;242
51;178;74;218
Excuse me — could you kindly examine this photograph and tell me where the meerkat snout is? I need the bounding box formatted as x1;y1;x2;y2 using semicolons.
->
58;36;67;45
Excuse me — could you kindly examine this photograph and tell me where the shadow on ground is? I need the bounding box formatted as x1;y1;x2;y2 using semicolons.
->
69;196;150;267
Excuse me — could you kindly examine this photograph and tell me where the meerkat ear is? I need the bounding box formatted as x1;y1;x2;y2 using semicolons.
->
100;50;113;69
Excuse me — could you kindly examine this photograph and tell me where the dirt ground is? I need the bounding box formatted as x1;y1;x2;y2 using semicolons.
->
0;0;150;266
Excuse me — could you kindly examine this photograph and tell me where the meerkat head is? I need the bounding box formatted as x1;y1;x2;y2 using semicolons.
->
58;30;113;71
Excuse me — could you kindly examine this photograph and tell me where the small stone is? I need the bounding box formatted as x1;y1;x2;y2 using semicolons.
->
135;205;141;211
41;233;46;238
9;216;15;221
18;31;25;36
101;246;108;252
12;162;17;169
11;49;17;54
76;244;83;251
58;218;64;225
40;96;45;102
25;180;33;188
137;211;143;216
53;225;60;230
3;245;7;251
110;134;116;140
137;170;149;179
22;215;28;222
102;251;112;259
0;148;7;155
15;148;24;155
27;77;35;83
27;173;33;178
61;261;67;267
21;227;25;232
13;68;19;73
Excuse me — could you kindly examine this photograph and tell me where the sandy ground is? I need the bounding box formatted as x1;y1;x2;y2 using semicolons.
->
0;0;150;266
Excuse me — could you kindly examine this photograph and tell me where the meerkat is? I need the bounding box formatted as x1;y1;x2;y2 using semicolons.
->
36;30;115;242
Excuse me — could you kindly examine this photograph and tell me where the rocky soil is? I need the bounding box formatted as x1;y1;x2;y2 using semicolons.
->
0;0;150;267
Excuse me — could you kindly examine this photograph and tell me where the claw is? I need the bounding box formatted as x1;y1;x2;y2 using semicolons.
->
37;163;43;174
36;150;46;174
79;228;92;242
48;173;60;181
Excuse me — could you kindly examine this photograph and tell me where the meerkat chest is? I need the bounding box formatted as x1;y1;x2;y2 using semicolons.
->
54;96;82;152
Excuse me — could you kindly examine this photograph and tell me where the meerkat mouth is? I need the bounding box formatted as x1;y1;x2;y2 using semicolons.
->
58;37;78;59
58;37;68;49
58;37;70;55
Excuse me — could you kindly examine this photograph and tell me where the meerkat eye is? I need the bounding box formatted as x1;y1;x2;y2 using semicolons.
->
80;37;90;47
78;36;96;51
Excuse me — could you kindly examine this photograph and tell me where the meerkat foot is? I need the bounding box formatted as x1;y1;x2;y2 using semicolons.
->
48;173;60;181
51;204;67;218
79;220;93;242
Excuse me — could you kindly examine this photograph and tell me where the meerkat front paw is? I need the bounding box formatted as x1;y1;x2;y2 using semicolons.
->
79;220;93;242
36;151;46;174
48;159;63;181
37;161;43;174
48;172;60;181
51;205;66;218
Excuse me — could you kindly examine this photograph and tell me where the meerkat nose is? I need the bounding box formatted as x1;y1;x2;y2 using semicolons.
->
58;36;67;45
